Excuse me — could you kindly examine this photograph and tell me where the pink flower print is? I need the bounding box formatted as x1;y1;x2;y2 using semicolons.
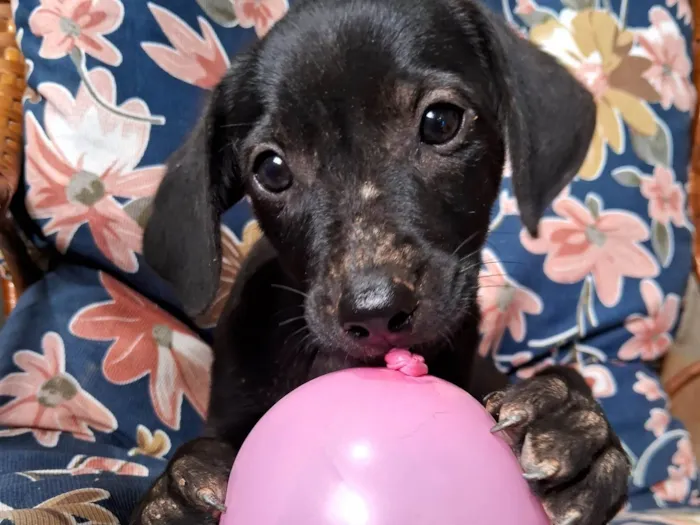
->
618;279;679;361
640;166;686;228
67;455;149;477
690;489;700;506
25;67;165;273
633;371;667;402
70;273;213;430
514;0;537;15
638;7;695;112
0;332;117;448
196;222;262;328
501;156;512;178
233;0;289;38
509;351;534;368
142;4;229;90
29;0;124;66
578;363;617;399
498;191;519;216
652;466;692;503
672;437;697;479
515;357;556;380
520;196;659;308
666;0;692;26
478;248;543;356
645;408;671;437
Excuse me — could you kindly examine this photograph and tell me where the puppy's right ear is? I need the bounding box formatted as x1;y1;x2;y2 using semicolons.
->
144;72;248;317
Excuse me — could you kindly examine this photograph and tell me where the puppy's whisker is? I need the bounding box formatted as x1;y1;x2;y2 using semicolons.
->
221;122;257;129
480;259;527;265
458;247;527;267
271;284;309;299
293;332;314;355
288;325;309;338
458;252;481;265
458;258;482;270
487;230;523;235
437;326;456;353
283;325;310;349
279;315;307;327
452;231;481;255
272;304;305;318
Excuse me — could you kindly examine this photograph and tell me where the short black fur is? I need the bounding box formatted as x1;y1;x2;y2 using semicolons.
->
136;1;628;524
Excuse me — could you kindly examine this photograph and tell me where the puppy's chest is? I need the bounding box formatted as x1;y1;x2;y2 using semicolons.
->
250;344;361;406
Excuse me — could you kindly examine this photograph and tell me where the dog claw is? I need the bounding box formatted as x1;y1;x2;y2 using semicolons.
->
199;492;227;513
556;512;582;525
522;470;549;481
522;462;559;481
482;391;499;404
490;413;525;433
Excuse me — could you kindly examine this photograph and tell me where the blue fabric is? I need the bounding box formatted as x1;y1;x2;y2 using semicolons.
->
0;0;697;521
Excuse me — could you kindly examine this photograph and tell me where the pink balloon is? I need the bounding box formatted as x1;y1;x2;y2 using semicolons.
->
221;367;549;525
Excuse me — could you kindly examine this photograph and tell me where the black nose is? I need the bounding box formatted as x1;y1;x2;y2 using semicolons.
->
339;271;417;340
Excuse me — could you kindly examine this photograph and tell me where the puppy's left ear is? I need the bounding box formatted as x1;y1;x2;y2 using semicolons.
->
477;7;596;235
143;64;253;317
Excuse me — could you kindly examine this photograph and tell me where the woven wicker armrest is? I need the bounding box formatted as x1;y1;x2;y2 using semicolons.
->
0;1;40;315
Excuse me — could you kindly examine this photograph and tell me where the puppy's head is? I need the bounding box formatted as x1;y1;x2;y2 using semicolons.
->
144;0;595;359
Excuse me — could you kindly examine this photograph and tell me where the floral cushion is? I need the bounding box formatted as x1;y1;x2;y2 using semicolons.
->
0;0;698;519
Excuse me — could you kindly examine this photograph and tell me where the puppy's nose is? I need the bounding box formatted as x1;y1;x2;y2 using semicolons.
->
339;271;417;340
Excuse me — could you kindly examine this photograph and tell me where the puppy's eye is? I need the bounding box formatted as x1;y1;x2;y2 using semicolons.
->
420;103;464;145
253;152;293;193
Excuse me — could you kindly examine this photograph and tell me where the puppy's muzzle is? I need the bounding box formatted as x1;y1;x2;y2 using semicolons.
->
338;268;417;344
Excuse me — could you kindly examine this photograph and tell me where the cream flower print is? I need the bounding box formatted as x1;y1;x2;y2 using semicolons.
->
530;10;660;181
0;488;119;525
0;332;117;448
618;279;680;361
29;0;124;66
129;424;172;459
638;6;695;112
478;248;543;357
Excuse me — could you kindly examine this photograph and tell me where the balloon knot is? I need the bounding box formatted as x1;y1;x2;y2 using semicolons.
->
385;349;429;377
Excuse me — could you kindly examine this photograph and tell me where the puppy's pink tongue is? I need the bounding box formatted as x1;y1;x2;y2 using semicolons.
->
385;348;429;377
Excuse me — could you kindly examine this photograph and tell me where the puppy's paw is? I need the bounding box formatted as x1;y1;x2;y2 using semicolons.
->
131;438;235;525
485;366;630;525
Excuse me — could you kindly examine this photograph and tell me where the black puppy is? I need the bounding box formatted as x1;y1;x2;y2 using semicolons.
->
135;0;630;523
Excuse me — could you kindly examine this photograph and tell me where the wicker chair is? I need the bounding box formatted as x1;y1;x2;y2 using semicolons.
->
1;0;700;447
0;0;38;316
